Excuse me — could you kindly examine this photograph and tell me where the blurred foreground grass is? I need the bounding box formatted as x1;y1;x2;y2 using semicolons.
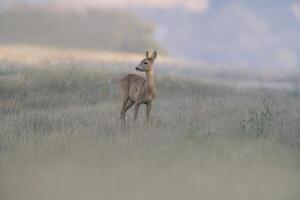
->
0;60;300;200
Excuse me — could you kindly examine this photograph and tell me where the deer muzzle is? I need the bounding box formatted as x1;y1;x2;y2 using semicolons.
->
135;66;143;71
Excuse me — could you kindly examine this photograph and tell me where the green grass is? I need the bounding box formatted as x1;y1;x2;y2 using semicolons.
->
0;62;300;200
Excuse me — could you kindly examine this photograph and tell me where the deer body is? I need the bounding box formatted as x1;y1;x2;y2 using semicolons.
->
120;51;157;126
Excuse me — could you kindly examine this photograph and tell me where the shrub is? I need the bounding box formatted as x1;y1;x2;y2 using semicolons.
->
240;99;276;138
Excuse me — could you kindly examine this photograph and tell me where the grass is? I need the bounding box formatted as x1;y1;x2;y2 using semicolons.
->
0;60;300;200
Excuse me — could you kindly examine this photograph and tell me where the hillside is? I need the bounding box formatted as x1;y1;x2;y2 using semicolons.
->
0;44;299;89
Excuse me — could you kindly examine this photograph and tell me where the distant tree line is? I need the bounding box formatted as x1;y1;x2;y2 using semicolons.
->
0;7;159;52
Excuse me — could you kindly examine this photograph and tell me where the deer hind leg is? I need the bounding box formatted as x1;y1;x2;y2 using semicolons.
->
146;102;152;125
133;102;141;122
121;99;134;127
120;97;129;119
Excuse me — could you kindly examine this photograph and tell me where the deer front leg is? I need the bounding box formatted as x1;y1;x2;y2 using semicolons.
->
146;102;152;125
133;103;141;122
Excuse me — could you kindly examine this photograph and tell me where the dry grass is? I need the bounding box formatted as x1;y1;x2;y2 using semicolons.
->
1;132;299;200
0;59;300;200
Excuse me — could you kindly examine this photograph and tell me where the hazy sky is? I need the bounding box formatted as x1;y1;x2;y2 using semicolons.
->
54;0;209;12
0;0;210;12
291;2;300;20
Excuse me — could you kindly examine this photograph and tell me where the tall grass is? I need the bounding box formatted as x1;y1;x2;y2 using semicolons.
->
0;61;300;200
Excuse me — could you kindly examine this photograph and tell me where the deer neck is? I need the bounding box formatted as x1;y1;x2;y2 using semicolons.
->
145;70;156;98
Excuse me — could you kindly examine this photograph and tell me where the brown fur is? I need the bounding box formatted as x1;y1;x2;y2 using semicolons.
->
120;51;157;126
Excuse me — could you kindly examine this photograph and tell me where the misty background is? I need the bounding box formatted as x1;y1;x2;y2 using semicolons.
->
0;0;300;81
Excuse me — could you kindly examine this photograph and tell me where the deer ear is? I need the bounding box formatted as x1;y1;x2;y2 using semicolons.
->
151;50;157;60
146;51;150;59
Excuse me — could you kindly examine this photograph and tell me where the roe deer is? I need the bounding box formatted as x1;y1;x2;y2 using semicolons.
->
120;50;157;126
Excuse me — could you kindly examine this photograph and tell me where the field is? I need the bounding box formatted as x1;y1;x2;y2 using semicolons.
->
0;46;300;200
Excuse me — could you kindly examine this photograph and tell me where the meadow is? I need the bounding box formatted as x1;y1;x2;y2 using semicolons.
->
0;46;300;200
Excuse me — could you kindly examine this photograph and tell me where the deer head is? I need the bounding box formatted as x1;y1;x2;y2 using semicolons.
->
135;50;157;72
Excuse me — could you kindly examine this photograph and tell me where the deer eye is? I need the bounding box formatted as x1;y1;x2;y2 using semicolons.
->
144;61;148;64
